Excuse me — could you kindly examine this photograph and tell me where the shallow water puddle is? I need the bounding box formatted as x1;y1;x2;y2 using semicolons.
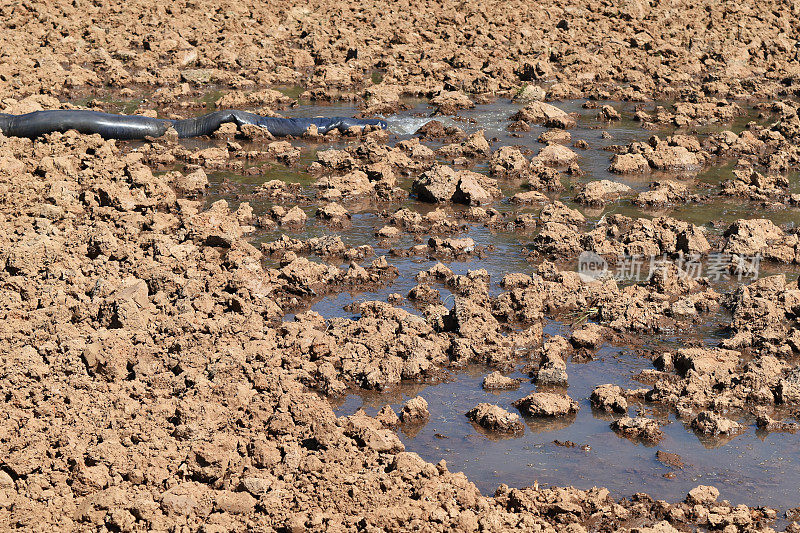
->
331;337;800;510
142;94;800;510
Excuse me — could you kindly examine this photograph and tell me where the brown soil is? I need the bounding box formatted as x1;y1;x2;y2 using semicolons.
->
2;0;800;531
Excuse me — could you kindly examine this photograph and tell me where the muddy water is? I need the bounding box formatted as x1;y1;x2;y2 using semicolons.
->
195;96;800;509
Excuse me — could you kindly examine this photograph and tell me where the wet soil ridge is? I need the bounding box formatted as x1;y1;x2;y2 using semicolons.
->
3;0;800;531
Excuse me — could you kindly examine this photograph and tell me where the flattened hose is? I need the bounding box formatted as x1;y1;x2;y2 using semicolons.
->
0;109;387;140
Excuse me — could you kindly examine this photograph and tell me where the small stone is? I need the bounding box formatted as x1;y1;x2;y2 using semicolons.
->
574;180;632;206
412;165;459;203
400;396;430;423
512;392;579;417
611;416;663;443
376;225;401;238
590;384;628;413
538;129;571;144
600;105;621;120
482;372;522;390
280;206;308;226
690;411;743;436
609;153;650;174
533;144;578;166
316;202;350;223
570;323;605;349
687;485;720;505
376;405;400;428
466;403;524;434
510;191;549;204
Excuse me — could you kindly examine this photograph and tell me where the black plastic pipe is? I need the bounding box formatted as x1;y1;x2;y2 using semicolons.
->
0;109;387;140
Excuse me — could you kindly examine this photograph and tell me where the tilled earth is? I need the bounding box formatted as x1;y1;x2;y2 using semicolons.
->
3;0;800;531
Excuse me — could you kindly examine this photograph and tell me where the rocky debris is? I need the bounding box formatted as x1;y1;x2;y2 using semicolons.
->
493;257;718;336
510;190;549;204
408;283;441;303
452;170;502;206
412;165;501;205
646;143;702;172
279;205;308;226
443;269;492;299
755;410;799;433
254;179;304;202
215;89;292;109
187;199;248;247
430;90;474;115
562;214;712;261
460;130;492;157
507;120;531;132
638;276;800;413
376;405;401;428
426;236;477;257
690;411;743;436
296;301;447;391
446;296;517;368
487;147;563;191
536;336;571;385
599;105;621;121
416;262;455;283
274;255;398;299
527;163;564;191
532;144;578;166
315;202;350;225
412;165;459;202
570;323;605;349
609;153;650;174
590;384;628;413
638;101;744;128
513;84;546;102
400;396;430;423
687;485;720;506
574;180;632;206
437;138;493;162
172;167;209;195
262;234;373;260
483;372;522;390
385;206;464;234
673;347;740;380
538;129;571;144
312;149;356;171
540;201;586;226
512;101;576;129
376;225;401;239
513;393;579;417
489;146;530;178
722;167;789;199
531;221;584;258
363;83;404;114
414;120;465;141
344;409;405;453
611;417;663;443
634;180;689;207
611;136;705;174
723;218;800;264
466;403;524;434
314;170;374;197
648;349;791;414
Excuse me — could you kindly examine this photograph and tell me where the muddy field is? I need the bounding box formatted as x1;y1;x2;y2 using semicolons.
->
3;0;800;531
